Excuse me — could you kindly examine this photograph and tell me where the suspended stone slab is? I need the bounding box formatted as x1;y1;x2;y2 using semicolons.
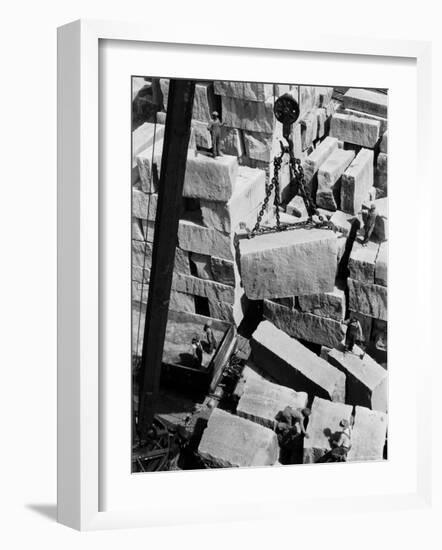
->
327;346;388;413
198;408;279;468
343;88;388;118
236;366;308;429
182;154;239;202
329;113;381;148
316;149;355;211
341;148;374;215
347;406;388;462
303;397;353;463
348;240;380;283
348;278;388;321
239;228;338;299
251;321;346;402
263;300;346;349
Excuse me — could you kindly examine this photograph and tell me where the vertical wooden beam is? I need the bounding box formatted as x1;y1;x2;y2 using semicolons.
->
138;79;195;440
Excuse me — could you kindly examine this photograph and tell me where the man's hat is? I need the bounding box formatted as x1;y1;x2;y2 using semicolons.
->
212;111;219;117
370;202;377;210
302;408;311;416
340;419;349;428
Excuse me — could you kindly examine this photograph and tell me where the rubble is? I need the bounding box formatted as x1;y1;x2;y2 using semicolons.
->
236;366;308;428
340;148;374;215
327;346;388;413
317;149;355;210
263;300;346;348
198;408;279;468
251;321;346;402
303;397;353;463
239;228;339;299
347;407;388;462
329;113;381;148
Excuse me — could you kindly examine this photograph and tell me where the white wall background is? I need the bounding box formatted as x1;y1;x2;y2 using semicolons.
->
0;0;440;547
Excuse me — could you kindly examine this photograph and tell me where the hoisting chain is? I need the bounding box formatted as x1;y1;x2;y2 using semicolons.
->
248;142;333;239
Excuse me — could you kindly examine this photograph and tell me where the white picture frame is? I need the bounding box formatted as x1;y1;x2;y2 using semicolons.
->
57;19;432;531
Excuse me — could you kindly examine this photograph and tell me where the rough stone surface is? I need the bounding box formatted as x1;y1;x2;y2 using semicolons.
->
168;290;196;313
373;197;388;241
349;311;373;343
236;366;308;428
243;130;272;162
374;153;388;195
380;131;388;154
132;217;145;241
343;88;388;118
298;286;346;321
192;82;216;122
302;136;339;191
286;195;308;219
214;81;273;102
135;137;164;193
329;210;354;236
375;241;388;286
329;113;381;148
316;108;327;139
189;252;213;280
300;110;319;151
221;96;274;133
317;149;355;210
198;408;279;468
347;406;388;462
263;300;346;348
132;239;152;268
327;346;388;412
172;272;235;303
348;241;380;283
239;228;338;299
221;127;244;157
208;300;235;323
192;120;212;149
200;166;266;233
183;154;239;202
132;189;158;220
251;321;346;402
178;220;234;260
341;148;374;215
348;278;388;321
210;256;236;287
303;397;353;463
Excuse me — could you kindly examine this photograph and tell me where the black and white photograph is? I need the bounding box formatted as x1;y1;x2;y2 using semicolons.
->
131;77;388;472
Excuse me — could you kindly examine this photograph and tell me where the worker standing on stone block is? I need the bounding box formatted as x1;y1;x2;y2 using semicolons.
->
320;419;352;462
191;336;203;368
203;320;217;354
343;316;364;356
361;203;377;246
207;111;225;158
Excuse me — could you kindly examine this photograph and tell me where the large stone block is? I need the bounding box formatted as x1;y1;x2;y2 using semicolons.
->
132;239;152;268
192;120;212;149
236;366;308;429
198;408;279;468
221;127;244;157
132;189;158;220
192;82;216;122
303;397;353;463
239;228;338;299
343;88;388;118
316;108;327;139
316;149;356;211
347;406;388;462
182;154;239;202
208;300;235;323
329;210;354;236
169;290;196;313
172;272;236;303
251;321;346;402
214;81;273;102
348;240;380;283
210;256;236;287
298;286;346;321
178;220;234;260
200;166;266;233
340;148;374;215
243;130;272;162
221;95;274;133
348;278;388;321
373;197;388;241
375;241;388;286
374;153;388;195
263;300;346;348
327;346;388;412
329;113;381;148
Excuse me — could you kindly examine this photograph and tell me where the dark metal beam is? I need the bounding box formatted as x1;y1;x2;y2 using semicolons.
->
138;79;196;440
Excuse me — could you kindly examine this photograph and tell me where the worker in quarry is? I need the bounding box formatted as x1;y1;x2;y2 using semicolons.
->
203;320;217;354
361;202;377;246
275;406;311;441
343;316;364;355
207;111;224;158
330;419;352;462
191;336;203;368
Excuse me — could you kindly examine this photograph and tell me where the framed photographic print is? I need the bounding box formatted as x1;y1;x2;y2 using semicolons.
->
57;19;432;530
